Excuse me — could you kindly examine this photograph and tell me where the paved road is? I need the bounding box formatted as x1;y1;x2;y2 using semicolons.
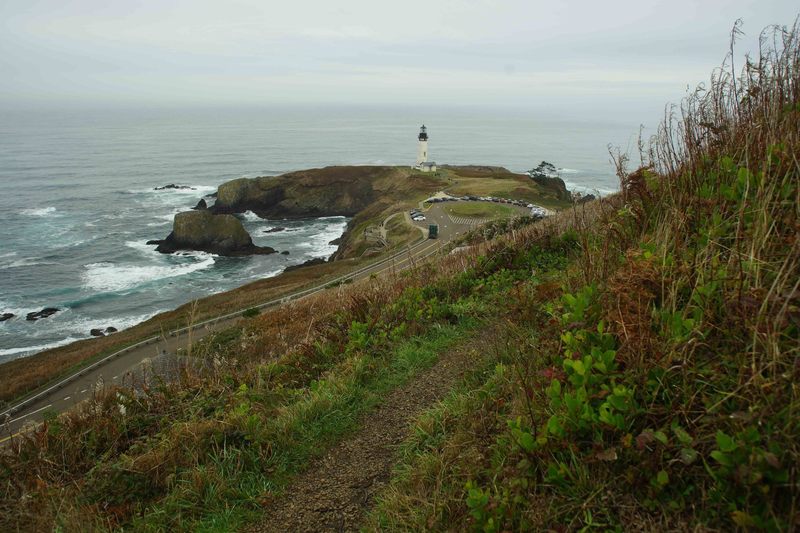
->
1;205;488;443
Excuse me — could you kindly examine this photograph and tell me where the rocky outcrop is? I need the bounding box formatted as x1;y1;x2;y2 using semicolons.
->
284;257;326;273
525;162;571;202
264;226;285;233
155;184;195;191
573;192;597;203
193;198;208;210
529;174;570;201
0;313;14;322
210;166;399;219
155;210;275;256
26;308;59;321
91;326;118;337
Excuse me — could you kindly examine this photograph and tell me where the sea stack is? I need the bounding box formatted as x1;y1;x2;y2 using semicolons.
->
155;210;275;256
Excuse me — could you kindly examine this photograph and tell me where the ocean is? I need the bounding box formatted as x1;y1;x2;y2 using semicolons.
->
0;105;638;362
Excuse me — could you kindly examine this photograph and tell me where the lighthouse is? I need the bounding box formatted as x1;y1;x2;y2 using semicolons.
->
415;125;436;172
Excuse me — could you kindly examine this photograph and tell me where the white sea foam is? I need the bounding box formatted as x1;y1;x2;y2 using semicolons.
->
242;210;264;222
129;184;217;196
0;252;48;269
4;257;45;269
0;300;24;317
0;305;171;359
0;252;18;268
307;218;348;258
126;240;159;255
0;337;84;358
100;310;163;333
21;206;59;217
146;208;184;226
561;180;617;196
558;168;580;174
82;255;215;292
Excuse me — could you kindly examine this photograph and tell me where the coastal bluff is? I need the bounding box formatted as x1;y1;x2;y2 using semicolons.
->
155;210;275;256
207;165;573;259
210;166;411;218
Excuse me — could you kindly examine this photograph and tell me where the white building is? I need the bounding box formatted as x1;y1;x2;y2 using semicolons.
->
415;125;437;172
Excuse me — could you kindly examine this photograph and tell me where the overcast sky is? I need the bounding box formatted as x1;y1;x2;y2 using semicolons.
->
1;1;797;120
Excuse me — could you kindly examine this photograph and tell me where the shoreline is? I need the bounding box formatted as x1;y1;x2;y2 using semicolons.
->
0;163;574;405
0;248;369;406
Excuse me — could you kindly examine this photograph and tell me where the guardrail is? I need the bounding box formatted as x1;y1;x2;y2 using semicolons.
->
0;237;439;420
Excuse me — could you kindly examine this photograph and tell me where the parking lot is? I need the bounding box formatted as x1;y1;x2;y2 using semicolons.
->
409;197;536;240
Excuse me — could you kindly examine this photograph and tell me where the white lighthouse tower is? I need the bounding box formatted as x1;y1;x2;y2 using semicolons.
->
415;125;436;172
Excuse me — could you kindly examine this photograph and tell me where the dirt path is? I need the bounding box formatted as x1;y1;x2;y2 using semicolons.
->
248;341;475;532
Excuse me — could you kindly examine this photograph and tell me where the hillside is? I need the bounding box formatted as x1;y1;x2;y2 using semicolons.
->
2;22;798;532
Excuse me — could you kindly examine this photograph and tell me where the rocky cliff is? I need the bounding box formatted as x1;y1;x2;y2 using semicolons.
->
210;166;408;218
155;210;275;256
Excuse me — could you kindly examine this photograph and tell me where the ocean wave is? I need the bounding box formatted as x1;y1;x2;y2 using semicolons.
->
0;252;50;270
241;210;264;222
128;184;217;196
21;206;59;217
558;168;580;174
82;254;215;292
172;250;218;259
0;300;25;317
307;218;348;258
1;257;46;269
0;337;83;358
561;180;617;196
126;240;159;255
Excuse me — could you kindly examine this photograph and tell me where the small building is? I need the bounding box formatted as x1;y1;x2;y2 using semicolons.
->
415;125;437;172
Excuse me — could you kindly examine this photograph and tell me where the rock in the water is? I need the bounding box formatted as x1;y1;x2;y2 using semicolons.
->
155;210;276;257
105;326;118;334
90;328;105;337
328;236;342;246
264;226;286;233
154;184;195;191
0;313;14;322
26;307;59;321
146;239;164;245
280;250;290;255
284;257;326;273
193;198;208;210
573;192;596;204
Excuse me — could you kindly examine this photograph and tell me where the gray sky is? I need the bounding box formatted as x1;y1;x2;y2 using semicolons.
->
1;0;797;120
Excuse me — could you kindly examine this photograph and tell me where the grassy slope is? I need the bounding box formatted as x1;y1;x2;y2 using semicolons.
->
365;25;800;532
441;166;571;209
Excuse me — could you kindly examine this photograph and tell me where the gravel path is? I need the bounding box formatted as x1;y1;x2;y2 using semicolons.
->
248;341;475;532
